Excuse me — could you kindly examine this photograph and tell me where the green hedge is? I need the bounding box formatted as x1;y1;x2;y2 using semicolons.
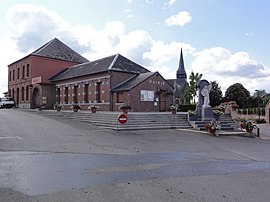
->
178;104;196;112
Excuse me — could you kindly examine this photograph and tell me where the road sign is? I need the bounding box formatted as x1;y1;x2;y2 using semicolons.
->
118;113;128;124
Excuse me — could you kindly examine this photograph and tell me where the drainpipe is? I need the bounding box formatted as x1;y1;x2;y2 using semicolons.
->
108;70;113;111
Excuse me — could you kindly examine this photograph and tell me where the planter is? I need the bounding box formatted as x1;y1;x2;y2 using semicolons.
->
91;108;97;113
246;128;253;133
119;104;132;114
208;128;216;134
171;109;177;114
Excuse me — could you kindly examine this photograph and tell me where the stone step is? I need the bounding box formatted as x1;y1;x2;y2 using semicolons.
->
31;110;191;130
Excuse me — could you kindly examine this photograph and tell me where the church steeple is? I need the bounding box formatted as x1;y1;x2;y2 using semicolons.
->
177;48;187;79
174;48;188;99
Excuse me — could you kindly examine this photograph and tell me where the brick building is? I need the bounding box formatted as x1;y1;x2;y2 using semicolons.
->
8;38;88;109
50;54;174;112
8;38;175;112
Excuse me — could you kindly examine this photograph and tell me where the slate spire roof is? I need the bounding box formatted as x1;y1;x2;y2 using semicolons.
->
177;48;187;77
50;54;149;81
31;38;89;63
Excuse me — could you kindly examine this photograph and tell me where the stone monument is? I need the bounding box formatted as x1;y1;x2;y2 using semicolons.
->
194;79;214;121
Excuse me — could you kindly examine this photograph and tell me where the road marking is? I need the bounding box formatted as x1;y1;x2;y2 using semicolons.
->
0;136;22;140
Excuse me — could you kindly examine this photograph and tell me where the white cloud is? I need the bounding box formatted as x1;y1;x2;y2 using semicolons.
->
2;4;269;97
124;8;134;18
245;32;254;37
191;47;270;93
165;11;192;27
164;0;176;8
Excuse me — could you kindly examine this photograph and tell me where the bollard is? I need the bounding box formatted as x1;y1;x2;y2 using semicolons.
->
257;127;260;137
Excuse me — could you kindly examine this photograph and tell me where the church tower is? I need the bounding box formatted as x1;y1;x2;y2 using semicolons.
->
174;48;188;101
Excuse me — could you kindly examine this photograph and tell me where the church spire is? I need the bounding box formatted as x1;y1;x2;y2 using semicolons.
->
174;47;188;100
177;48;187;79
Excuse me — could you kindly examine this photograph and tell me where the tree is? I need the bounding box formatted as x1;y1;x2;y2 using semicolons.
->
252;89;270;108
189;72;203;104
181;85;193;104
224;83;250;108
209;81;223;107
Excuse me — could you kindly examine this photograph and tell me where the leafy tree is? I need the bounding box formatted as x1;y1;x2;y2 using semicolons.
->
252;89;270;108
189;72;202;104
224;83;250;108
209;81;223;107
181;85;193;104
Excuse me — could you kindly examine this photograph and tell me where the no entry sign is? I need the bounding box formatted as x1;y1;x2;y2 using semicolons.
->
118;113;128;124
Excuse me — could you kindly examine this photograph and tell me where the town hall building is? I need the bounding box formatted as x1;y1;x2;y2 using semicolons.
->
8;38;188;112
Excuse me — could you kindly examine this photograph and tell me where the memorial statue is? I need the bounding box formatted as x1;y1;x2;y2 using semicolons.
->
201;84;212;107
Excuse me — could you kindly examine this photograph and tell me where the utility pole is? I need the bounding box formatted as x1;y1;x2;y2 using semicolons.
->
255;90;260;121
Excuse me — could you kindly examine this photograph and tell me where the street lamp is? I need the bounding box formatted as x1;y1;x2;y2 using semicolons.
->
255;89;260;121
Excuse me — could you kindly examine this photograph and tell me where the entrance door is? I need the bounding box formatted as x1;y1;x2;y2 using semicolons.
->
32;88;40;108
16;88;19;106
159;93;166;111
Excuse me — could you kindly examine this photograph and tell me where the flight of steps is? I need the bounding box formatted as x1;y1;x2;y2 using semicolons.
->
190;114;237;131
31;110;192;130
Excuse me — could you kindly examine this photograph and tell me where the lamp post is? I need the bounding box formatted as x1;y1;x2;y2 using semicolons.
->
255;89;260;121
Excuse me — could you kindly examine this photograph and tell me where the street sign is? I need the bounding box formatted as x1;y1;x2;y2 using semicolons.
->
118;113;128;124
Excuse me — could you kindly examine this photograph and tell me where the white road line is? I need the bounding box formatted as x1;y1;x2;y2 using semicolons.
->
0;136;22;140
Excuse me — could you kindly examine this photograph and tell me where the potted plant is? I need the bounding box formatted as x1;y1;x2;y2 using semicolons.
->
71;104;81;112
119;104;132;114
205;120;221;134
240;119;257;133
188;110;196;121
88;105;99;113
54;104;63;112
169;105;177;114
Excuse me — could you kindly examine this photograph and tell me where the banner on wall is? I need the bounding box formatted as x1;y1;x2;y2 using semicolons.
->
140;90;154;101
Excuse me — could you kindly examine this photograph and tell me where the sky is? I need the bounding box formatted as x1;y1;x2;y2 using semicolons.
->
0;0;270;97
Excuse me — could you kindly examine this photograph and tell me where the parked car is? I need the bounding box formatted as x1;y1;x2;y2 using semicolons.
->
0;97;15;109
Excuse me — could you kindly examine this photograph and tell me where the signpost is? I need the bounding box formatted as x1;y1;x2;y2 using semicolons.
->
118;113;128;124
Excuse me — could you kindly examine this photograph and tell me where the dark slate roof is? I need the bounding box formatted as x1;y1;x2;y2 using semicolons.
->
111;72;157;91
167;79;176;86
50;54;150;81
31;38;89;63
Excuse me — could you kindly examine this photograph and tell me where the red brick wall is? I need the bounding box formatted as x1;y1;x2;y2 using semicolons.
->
31;56;81;83
110;71;135;88
54;72;111;111
112;73;174;112
8;55;81;108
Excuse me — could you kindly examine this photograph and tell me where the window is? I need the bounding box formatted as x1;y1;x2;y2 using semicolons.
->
22;66;25;79
73;85;78;103
13;70;15;81
9;71;11;81
17;68;20;79
64;87;68;104
84;84;89;103
26;86;29;101
26;64;29;77
22;86;24;101
56;88;60;104
96;82;102;103
117;92;124;103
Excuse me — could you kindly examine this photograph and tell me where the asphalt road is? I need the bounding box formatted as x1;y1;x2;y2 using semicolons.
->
1;109;270;202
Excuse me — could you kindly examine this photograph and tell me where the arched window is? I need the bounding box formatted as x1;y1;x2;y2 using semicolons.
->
26;86;29;101
22;86;25;101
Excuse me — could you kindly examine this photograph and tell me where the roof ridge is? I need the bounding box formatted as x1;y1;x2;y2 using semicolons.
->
108;53;119;70
31;38;57;55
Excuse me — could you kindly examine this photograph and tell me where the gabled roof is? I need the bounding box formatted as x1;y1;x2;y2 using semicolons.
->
31;38;89;63
112;72;161;92
50;54;150;82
